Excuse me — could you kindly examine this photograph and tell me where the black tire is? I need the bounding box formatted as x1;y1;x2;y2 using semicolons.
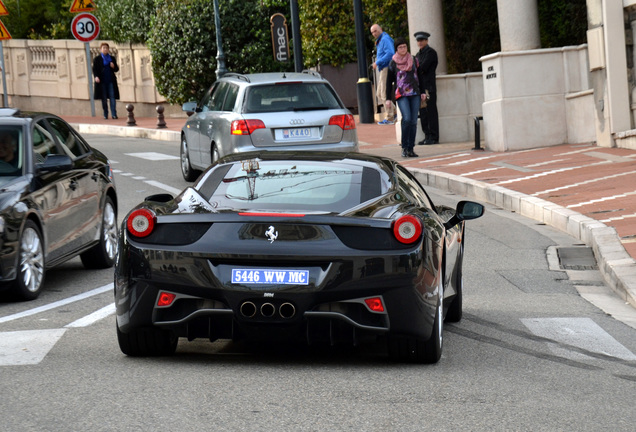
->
80;196;118;269
116;323;178;357
180;135;200;182
11;220;45;300
211;143;220;165
446;235;465;323
388;281;443;364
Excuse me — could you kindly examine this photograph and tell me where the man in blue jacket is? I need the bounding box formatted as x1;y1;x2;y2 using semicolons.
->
370;24;395;125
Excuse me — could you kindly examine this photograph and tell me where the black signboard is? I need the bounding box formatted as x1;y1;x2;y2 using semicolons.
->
270;13;289;62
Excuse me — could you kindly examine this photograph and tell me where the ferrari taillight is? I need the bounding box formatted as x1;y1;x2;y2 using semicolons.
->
328;114;356;130
127;208;156;238
231;119;266;135
393;215;422;244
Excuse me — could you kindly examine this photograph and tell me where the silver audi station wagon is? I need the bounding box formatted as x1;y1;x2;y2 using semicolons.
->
180;71;358;181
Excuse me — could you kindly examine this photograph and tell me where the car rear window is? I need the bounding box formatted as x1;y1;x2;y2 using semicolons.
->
197;159;390;212
244;83;342;113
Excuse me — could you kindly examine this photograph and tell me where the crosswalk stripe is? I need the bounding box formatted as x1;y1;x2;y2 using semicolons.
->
0;283;113;324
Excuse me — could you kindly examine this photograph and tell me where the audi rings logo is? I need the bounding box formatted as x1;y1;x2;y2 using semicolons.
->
289;119;305;125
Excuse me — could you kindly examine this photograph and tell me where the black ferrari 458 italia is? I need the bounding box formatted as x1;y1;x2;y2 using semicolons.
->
115;151;483;363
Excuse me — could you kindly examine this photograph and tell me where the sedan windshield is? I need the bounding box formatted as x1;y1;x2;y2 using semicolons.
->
0;126;23;176
197;159;391;212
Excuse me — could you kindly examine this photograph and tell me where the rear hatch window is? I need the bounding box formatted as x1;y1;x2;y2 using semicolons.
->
198;159;390;213
244;83;343;113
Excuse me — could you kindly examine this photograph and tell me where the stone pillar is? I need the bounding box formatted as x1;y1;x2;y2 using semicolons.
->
406;0;447;74
496;0;541;51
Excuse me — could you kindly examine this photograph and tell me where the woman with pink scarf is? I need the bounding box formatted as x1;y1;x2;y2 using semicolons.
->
385;37;427;158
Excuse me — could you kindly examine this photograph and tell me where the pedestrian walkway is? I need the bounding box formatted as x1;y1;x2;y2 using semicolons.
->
63;113;636;309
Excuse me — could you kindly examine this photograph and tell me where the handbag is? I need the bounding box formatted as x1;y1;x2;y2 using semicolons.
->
420;90;429;109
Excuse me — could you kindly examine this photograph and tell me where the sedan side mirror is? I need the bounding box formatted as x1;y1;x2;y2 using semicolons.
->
443;200;484;230
182;101;199;116
37;154;73;172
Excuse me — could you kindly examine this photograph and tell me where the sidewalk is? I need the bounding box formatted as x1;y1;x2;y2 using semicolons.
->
64;113;636;309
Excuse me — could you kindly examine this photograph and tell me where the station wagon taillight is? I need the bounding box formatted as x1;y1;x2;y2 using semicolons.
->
231;119;266;135
328;114;356;130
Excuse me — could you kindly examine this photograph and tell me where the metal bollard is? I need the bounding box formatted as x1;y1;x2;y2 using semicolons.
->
473;116;484;151
126;104;136;126
156;105;167;129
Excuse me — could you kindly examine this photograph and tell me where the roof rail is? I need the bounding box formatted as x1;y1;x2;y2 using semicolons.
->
301;70;322;78
223;73;250;83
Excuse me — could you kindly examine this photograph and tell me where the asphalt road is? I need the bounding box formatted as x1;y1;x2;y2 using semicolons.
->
1;135;635;431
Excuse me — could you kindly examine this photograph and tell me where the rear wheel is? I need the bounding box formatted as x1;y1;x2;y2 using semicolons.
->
388;280;443;364
11;220;45;300
80;196;118;269
211;143;220;165
181;135;200;182
116;323;178;357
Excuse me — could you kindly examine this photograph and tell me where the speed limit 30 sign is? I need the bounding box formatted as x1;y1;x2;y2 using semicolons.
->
71;13;100;43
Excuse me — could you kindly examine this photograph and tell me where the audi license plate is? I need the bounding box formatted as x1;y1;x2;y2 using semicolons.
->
231;269;310;285
276;127;317;140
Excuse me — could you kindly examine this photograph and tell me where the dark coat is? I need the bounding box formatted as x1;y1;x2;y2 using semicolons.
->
415;45;438;93
92;54;120;100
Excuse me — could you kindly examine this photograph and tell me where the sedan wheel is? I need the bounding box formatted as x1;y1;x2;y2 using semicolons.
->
80;197;118;269
12;220;45;300
181;136;200;182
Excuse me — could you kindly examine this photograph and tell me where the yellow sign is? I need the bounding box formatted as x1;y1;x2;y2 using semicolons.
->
0;1;8;16
70;0;96;13
0;20;11;41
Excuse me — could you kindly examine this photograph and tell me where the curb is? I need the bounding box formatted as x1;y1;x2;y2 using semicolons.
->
412;168;636;310
71;124;180;142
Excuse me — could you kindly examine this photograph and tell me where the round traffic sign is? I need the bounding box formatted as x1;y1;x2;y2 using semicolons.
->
71;13;100;43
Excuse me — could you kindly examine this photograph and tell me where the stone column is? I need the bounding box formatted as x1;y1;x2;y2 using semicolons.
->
406;0;447;74
496;0;540;51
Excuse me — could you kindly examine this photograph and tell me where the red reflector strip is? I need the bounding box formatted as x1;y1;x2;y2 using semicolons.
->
364;297;385;313
157;292;177;307
238;212;305;217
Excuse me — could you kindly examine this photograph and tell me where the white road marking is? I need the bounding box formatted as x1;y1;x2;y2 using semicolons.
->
532;170;636;197
462;167;501;176
0;284;112;324
521;317;636;361
601;212;636;223
143;180;181;195
0;329;67;366
568;190;636;209
417;153;472;164
125;152;180;161
496;161;609;186
65;303;116;328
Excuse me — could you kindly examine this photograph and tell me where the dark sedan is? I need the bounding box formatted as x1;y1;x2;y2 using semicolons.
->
0;109;118;300
114;151;482;363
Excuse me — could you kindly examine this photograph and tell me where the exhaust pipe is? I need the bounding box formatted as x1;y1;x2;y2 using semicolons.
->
240;301;257;318
279;302;296;319
260;302;276;317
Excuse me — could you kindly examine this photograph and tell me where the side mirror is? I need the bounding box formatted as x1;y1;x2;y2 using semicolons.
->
38;154;73;172
182;101;199;116
444;200;484;230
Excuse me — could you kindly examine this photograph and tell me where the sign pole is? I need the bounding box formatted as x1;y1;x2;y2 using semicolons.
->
85;42;95;117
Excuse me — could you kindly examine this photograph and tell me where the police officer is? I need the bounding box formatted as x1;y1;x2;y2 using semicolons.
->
414;31;439;145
